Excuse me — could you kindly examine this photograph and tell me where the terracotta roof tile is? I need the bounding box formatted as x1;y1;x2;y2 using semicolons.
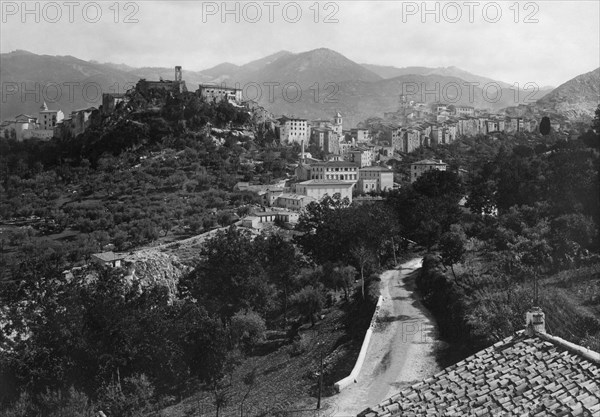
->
358;331;600;417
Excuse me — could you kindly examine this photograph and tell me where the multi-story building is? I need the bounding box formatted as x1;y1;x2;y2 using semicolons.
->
358;166;394;193
454;105;475;117
348;148;373;168
278;116;309;144
37;102;64;130
308;161;359;182
198;84;242;103
54;107;98;139
295;179;354;203
136;67;187;96
351;128;371;143
311;128;340;154
274;193;316;210
457;117;480;136
410;159;448;183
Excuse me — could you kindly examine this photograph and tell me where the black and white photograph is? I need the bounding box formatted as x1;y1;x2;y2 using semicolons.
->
1;1;599;416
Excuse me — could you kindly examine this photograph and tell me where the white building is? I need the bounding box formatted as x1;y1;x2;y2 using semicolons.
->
295;179;354;203
274;193;316;210
309;161;358;182
358;166;394;193
410;159;448;183
37;102;64;130
198;84;243;103
348;148;373;168
278;116;309;144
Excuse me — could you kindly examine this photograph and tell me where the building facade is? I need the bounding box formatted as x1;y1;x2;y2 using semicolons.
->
410;159;448;183
295;179;354;203
358;166;394;193
198;84;243;103
278;116;309;144
309;161;358;182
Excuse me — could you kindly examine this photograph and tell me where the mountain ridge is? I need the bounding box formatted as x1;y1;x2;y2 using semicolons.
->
1;48;595;127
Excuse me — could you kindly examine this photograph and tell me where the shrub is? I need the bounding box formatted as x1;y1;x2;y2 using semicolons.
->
230;310;266;352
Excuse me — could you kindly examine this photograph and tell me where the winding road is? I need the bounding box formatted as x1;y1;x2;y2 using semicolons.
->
325;257;441;416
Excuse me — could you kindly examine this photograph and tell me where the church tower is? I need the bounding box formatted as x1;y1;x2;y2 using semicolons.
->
333;111;343;136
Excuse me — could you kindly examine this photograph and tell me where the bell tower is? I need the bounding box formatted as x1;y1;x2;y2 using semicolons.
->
333;111;343;136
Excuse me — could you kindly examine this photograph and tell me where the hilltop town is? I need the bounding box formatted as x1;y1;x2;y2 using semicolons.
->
1;62;599;417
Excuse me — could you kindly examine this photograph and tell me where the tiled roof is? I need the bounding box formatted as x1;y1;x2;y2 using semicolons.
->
359;331;600;417
299;179;354;186
91;252;124;262
359;166;393;172
412;159;446;166
277;193;314;200
278;116;307;122
311;161;358;168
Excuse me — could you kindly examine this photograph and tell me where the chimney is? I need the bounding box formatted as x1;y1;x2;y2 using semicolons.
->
525;307;546;336
175;66;182;82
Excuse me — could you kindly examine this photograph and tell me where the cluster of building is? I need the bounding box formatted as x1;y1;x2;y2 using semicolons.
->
1;102;63;141
384;96;550;154
0;101;102;142
0;66;261;142
276;112;396;169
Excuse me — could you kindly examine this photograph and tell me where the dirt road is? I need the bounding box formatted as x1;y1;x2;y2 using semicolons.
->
325;258;441;416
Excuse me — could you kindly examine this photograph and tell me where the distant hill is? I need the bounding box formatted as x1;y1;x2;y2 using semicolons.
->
264;73;553;127
0;50;139;119
535;67;600;120
233;48;382;87
0;49;593;127
502;67;599;122
362;64;512;88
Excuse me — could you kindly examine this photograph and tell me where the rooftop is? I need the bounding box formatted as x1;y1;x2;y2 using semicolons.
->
359;330;600;417
359;166;393;172
311;161;358;167
278;116;307;122
198;84;241;91
91;252;124;263
298;179;355;186
277;193;315;200
412;159;447;166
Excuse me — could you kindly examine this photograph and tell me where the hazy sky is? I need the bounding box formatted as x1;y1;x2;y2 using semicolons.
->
1;0;599;86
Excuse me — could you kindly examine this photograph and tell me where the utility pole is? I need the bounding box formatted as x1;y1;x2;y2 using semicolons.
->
534;273;539;306
317;344;323;410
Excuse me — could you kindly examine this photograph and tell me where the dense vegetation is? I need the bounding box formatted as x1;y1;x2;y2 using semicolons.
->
0;90;296;281
1;88;598;416
0;87;388;415
415;106;600;362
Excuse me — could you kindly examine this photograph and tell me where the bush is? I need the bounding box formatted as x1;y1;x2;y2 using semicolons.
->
230;310;266;352
96;374;154;417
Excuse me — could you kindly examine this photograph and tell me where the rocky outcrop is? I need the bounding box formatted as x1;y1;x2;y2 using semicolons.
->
124;250;191;297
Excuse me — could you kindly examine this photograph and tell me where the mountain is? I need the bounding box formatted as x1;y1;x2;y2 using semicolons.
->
234;48;382;87
362;64;512;88
1;49;595;127
0;50;140;120
198;62;240;81
502;68;599;122
195;51;293;84
264;73;549;127
534;67;600;120
237;50;293;73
